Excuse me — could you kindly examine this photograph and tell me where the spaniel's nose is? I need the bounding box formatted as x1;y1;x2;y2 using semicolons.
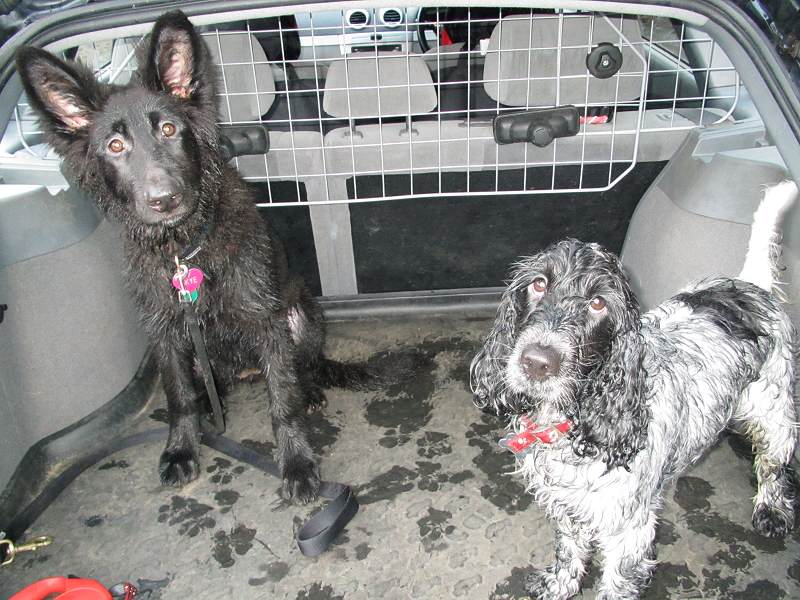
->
520;344;562;380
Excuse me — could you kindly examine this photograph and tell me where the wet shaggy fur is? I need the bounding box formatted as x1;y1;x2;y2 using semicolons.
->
16;11;371;502
470;186;798;599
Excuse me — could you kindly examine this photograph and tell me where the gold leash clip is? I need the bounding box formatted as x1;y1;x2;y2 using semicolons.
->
0;535;53;566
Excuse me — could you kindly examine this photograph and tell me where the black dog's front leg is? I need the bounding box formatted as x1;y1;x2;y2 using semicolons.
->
157;340;202;486
260;322;320;503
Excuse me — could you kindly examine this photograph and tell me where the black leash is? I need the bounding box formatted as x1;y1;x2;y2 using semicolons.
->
179;298;359;557
172;243;359;554
170;250;359;554
183;304;225;435
2;422;358;560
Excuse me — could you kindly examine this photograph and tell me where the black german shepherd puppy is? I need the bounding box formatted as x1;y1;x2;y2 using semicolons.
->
16;11;367;502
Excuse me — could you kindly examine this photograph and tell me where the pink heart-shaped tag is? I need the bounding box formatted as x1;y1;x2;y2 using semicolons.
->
172;267;205;292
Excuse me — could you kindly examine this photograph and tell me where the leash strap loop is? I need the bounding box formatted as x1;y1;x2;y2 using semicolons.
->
201;432;358;556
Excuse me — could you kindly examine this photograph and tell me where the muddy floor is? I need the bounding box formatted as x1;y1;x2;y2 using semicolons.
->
2;317;799;599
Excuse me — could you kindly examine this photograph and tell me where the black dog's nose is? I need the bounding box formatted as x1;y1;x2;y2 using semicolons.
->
520;344;562;380
145;174;182;213
147;191;180;213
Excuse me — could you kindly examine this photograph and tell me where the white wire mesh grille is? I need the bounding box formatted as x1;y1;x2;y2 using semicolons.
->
5;8;742;206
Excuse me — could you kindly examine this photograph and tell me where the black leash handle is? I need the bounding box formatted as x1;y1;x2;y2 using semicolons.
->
202;433;359;556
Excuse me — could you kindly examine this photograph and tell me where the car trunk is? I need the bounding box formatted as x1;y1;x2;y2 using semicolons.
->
1;2;799;598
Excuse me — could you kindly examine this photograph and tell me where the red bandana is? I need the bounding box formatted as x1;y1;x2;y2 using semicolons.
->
499;415;572;455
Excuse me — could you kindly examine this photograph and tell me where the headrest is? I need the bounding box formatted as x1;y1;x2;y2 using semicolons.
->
107;38;139;85
483;15;645;107
205;32;276;122
323;52;437;118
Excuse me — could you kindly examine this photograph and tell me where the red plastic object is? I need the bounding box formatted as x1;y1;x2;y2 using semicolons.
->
440;26;453;46
9;577;112;600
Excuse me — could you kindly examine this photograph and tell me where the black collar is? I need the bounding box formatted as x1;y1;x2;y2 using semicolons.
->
176;207;216;262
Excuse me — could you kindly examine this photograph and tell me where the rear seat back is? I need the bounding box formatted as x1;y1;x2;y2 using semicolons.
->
323;52;437;120
204;32;276;123
204;31;323;190
471;14;695;182
484;14;645;108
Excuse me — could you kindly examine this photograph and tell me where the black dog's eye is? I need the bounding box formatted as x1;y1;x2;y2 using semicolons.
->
589;296;607;313
108;138;125;153
162;122;177;137
531;277;548;294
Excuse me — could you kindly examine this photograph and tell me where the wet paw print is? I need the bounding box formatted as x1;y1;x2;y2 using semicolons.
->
416;461;448;492
212;524;257;568
466;415;532;515
297;583;345;600
206;457;245;484
157;495;216;537
215;489;240;514
248;561;290;587
416;461;474;492
417;507;455;552
416;431;452;459
378;428;411;449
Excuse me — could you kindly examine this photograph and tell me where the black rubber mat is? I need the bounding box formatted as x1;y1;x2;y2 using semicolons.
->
348;162;666;293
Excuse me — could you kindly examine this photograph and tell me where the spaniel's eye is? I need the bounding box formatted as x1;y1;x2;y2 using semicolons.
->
589;296;607;313
162;122;177;137
531;277;548;294
108;138;125;153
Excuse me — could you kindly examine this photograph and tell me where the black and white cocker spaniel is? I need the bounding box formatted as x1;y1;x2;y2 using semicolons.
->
471;181;798;599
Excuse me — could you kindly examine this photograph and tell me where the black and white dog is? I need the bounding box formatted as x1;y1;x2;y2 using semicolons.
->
471;182;798;599
16;12;373;502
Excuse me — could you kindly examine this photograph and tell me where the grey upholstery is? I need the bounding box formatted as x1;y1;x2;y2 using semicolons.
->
323;53;437;118
205;32;276;123
483;14;646;107
622;128;800;328
0;218;148;491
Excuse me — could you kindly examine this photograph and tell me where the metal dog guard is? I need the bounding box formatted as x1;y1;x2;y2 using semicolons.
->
4;8;743;296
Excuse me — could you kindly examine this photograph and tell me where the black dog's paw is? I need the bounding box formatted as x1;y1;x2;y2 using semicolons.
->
306;387;328;414
281;456;321;504
753;503;794;538
159;449;200;487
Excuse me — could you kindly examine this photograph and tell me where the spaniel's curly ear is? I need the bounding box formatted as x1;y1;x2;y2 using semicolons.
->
571;325;649;471
470;285;523;415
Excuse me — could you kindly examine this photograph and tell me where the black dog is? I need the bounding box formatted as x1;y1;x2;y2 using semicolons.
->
17;11;369;502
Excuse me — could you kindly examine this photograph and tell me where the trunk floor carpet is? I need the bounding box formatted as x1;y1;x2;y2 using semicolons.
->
2;317;799;599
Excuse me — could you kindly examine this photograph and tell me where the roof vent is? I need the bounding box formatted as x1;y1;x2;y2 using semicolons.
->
380;8;403;27
346;9;370;29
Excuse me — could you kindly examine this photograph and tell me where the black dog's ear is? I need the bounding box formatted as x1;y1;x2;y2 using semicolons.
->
16;47;101;148
139;11;215;108
571;325;649;471
470;283;524;415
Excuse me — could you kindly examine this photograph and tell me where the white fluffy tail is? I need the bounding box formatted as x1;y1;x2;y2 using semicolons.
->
738;180;797;295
